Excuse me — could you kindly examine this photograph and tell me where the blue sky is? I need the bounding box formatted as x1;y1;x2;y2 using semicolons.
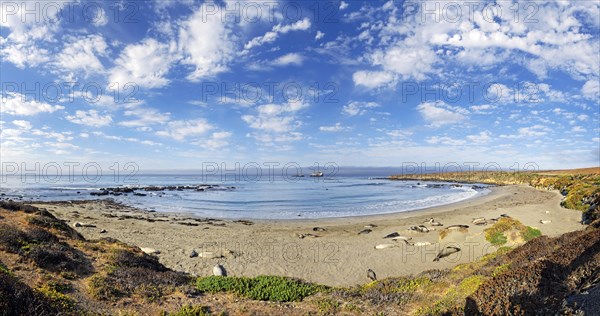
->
1;0;599;171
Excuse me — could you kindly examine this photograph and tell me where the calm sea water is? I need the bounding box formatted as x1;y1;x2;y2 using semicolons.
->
0;174;489;219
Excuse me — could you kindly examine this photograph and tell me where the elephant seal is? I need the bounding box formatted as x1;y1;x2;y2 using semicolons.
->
383;232;400;239
433;246;461;262
446;225;469;230
213;264;226;276
367;269;377;281
375;243;397;249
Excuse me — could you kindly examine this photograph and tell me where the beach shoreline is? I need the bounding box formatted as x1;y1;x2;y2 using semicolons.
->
32;184;584;287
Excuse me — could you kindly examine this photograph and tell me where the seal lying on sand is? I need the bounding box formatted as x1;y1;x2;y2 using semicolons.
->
367;269;377;281
390;236;412;242
374;243;397;249
383;232;400;238
409;225;430;232
213;264;226;276
433;246;461;262
358;228;372;235
446;224;469;230
425;218;443;226
472;217;487;225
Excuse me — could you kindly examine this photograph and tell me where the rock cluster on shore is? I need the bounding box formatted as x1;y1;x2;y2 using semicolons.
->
89;185;236;196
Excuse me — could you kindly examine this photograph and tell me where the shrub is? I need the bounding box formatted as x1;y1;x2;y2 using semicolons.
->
416;275;485;315
165;305;210;316
487;231;508;246
0;201;39;213
0;273;61;316
110;249;167;271
36;283;77;313
0;261;11;276
26;228;59;244
88;275;123;301
485;218;541;246
26;243;90;275
315;297;341;314
196;275;323;302
27;215;82;239
492;264;510;277
0;224;30;253
523;226;542;241
89;248;190;302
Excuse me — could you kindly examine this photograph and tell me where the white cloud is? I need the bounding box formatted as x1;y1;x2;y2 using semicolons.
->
0;0;64;68
416;101;468;127
466;131;492;144
486;84;515;104
386;130;413;138
242;101;308;142
315;31;325;40
577;114;589;121
92;131;162;146
342;101;380;116
582;80;599;100
319;123;348;132
0;93;64;116
66;110;112;127
56;34;108;77
571;126;586;133
352;71;395;89
516;125;551;137
92;7;108;26
200;131;232;149
339;1;349;10
1;43;50;68
371;41;437;81
244;18;311;51
156;119;213;141
110;38;175;88
178;4;235;81
426;136;466;146
470;104;497;113
12;120;32;129
119;107;171;128
272;53;304;66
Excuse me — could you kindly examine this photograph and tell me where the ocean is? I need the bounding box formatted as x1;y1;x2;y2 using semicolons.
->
0;174;489;220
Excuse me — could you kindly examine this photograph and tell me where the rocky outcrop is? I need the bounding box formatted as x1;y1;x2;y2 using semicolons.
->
582;193;600;225
89;185;236;197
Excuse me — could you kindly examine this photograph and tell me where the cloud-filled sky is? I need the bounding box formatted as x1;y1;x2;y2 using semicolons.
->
1;0;599;171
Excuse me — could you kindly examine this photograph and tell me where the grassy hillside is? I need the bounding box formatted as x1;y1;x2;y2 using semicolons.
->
1;197;599;315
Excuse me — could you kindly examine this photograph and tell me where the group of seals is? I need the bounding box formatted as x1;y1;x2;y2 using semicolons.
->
424;218;443;226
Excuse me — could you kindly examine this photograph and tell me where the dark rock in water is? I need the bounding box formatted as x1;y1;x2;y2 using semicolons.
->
427;184;444;188
133;193;147;197
190;250;198;258
233;220;254;226
90;190;109;196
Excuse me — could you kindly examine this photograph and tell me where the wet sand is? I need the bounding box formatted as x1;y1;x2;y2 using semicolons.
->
35;185;584;287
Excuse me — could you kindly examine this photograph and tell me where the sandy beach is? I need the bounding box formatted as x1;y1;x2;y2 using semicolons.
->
35;185;584;287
